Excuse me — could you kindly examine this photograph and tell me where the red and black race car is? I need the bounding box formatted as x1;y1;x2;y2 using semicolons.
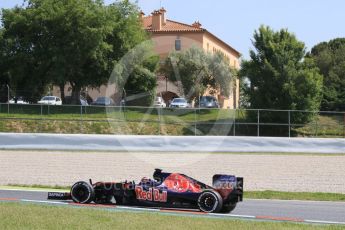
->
48;169;243;213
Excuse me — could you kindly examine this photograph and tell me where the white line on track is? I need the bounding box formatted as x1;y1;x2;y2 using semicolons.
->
116;206;160;212
304;219;345;225
21;199;68;205
209;213;256;219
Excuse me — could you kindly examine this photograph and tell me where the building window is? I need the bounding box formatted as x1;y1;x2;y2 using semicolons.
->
207;43;209;52
175;39;181;51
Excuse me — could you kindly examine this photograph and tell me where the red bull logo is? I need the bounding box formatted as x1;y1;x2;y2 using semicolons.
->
135;186;167;202
164;173;202;193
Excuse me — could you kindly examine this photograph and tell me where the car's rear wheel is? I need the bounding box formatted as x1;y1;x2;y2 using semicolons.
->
197;190;223;213
71;181;94;204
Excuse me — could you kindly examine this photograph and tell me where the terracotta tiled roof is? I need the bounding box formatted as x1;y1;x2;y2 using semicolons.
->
143;16;205;32
142;13;241;56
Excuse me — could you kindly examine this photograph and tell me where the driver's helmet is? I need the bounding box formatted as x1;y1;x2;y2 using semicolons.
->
140;177;151;184
140;177;154;187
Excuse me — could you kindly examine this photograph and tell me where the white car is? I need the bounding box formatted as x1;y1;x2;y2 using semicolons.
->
169;98;190;108
154;97;166;108
37;96;62;105
9;97;29;104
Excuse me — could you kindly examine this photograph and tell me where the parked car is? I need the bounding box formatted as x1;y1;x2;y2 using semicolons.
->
9;96;29;104
196;96;220;108
169;98;190;108
154;96;166;108
91;97;115;106
64;96;89;106
37;96;62;105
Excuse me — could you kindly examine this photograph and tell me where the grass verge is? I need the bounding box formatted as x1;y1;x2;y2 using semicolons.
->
1;105;344;137
1;184;69;192
0;202;343;230
245;190;345;202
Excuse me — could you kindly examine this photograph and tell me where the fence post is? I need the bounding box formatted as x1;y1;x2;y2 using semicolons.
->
314;111;319;137
40;104;43;133
257;110;260;137
158;107;161;135
343;113;345;138
289;110;291;138
194;108;197;136
6;84;9;114
233;109;236;136
80;105;83;134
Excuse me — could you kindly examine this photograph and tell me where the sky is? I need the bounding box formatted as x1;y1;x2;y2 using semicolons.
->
1;0;345;59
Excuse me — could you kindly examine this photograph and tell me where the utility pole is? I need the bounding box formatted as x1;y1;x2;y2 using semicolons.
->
6;84;9;114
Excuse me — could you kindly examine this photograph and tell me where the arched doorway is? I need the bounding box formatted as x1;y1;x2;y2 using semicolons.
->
159;91;178;107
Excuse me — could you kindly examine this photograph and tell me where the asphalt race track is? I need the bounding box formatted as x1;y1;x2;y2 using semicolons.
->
1;189;344;225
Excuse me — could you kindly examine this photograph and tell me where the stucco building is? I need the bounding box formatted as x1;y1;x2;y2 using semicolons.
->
142;8;241;108
53;8;241;108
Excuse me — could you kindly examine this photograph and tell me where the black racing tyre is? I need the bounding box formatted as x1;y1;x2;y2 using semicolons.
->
70;181;95;204
197;190;223;213
220;202;237;213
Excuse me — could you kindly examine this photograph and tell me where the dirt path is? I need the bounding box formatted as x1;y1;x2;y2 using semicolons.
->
0;151;344;193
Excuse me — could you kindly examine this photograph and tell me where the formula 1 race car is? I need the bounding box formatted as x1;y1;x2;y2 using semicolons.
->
48;169;243;213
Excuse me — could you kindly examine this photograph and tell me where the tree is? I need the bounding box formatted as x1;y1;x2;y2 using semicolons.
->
0;28;9;102
0;0;149;103
240;26;323;124
123;56;159;106
109;41;159;106
310;38;345;111
162;46;234;101
0;12;49;102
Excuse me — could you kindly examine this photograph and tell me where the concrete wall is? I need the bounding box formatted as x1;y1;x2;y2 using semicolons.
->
1;133;344;154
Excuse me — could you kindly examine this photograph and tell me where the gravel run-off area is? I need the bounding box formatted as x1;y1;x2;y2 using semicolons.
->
0;150;344;193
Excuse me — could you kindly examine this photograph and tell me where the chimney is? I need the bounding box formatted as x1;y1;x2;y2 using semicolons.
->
151;10;162;30
139;11;145;23
159;7;167;25
192;21;202;29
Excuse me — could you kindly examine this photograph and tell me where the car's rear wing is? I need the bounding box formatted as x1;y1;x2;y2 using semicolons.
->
212;175;243;202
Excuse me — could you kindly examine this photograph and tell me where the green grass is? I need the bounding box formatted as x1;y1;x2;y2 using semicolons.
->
245;190;345;202
294;115;345;137
5;184;69;191
0;202;343;230
0;107;235;135
0;105;344;136
0;105;232;122
212;152;345;156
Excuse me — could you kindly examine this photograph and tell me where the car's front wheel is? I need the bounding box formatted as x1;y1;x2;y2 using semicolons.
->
70;181;94;204
197;190;223;213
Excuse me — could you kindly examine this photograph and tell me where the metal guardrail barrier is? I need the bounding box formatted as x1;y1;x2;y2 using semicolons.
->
0;103;344;137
